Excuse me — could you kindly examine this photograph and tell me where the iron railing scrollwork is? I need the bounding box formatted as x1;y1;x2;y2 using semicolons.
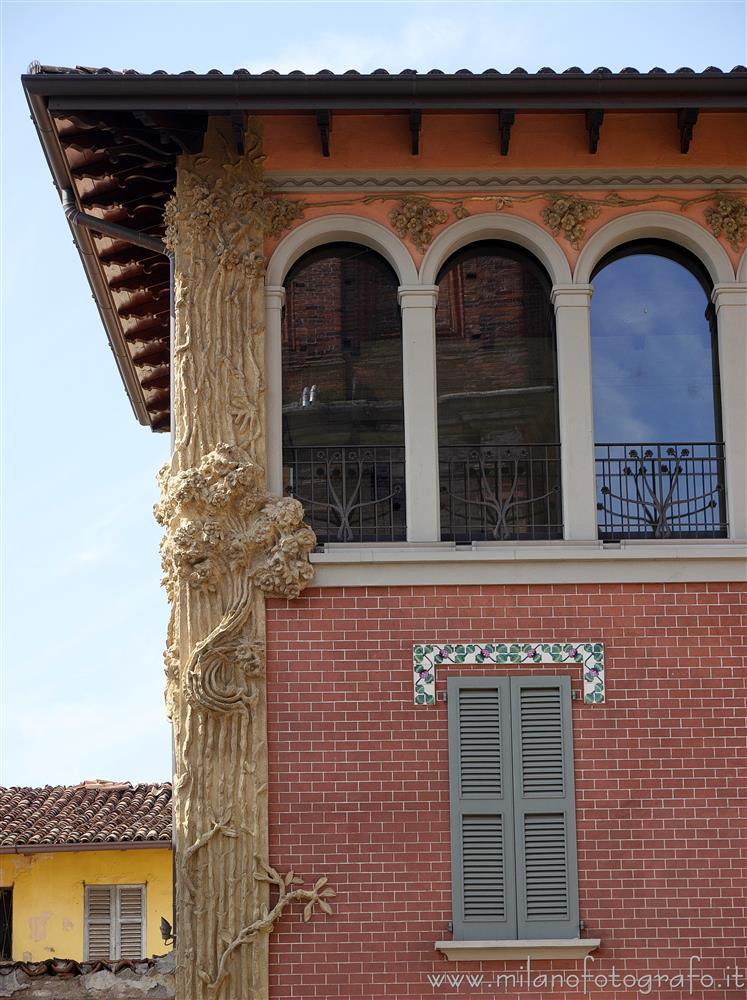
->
595;442;727;540
283;446;406;544
439;443;563;542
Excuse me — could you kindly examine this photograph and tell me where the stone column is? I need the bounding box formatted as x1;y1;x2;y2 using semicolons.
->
399;285;441;542
156;119;327;1000
264;286;285;496
712;283;747;541
552;284;598;541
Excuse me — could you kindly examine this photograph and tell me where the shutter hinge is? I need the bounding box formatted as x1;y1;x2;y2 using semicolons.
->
571;689;578;700
438;689;447;702
579;919;585;932
447;921;453;932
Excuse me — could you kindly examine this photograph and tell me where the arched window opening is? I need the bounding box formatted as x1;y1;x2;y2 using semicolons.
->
282;242;405;543
435;242;561;542
591;240;726;539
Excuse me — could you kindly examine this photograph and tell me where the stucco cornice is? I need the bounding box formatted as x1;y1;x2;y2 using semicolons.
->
266;170;747;192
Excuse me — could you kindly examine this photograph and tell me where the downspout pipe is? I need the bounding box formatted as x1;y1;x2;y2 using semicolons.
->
61;188;168;256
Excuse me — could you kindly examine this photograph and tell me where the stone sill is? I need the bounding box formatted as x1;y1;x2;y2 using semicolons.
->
313;540;744;561
308;540;746;586
435;938;602;961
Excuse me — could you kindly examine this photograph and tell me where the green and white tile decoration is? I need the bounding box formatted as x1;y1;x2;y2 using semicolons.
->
413;642;605;705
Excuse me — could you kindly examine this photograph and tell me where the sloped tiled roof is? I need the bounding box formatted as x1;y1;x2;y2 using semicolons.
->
0;781;172;848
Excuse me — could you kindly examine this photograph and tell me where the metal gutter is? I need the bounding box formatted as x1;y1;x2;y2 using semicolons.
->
22;70;747;112
22;87;153;426
0;841;171;855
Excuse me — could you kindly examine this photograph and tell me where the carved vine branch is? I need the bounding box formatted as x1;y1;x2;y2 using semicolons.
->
184;815;238;898
206;863;336;996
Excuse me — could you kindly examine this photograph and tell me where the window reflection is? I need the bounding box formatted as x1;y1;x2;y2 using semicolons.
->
282;243;405;543
591;244;720;442
591;242;726;539
435;242;561;541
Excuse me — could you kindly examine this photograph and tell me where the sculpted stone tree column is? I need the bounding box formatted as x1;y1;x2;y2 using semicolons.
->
155;118;326;1000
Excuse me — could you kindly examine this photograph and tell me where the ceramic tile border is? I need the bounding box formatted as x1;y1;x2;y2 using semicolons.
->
413;642;605;705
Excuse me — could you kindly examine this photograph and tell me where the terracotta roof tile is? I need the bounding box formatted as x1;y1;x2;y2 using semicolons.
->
25;63;747;77
0;781;172;848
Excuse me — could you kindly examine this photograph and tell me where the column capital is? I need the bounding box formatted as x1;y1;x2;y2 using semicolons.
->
551;284;594;309
264;284;286;309
711;283;747;312
398;285;439;308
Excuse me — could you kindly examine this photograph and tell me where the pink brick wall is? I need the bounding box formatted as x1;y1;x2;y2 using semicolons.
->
266;583;746;999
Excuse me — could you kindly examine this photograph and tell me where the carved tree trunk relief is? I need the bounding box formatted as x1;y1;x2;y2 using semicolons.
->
156;118;319;1000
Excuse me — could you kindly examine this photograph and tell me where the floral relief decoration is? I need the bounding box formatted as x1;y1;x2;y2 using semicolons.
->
389;196;449;252
540;194;601;248
413;641;605;705
704;194;747;252
266;188;747;253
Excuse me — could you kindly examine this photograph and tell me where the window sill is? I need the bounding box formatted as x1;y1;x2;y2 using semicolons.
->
435;939;602;961
308;540;746;586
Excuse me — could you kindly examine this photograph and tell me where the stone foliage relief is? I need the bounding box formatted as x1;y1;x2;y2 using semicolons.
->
268;188;747;253
157;119;327;1000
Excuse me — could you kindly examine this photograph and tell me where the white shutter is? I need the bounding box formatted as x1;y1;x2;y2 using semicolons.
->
117;886;145;959
85;886;113;960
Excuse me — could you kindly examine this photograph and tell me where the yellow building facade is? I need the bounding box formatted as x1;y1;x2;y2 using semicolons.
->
0;847;172;962
0;782;173;963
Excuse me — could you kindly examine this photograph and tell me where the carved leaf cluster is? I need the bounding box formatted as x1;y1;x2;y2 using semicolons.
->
390;196;449;251
164;129;305;266
155;444;315;601
541;194;601;248
704;194;747;252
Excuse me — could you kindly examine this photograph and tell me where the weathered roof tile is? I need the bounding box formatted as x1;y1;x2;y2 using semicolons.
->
0;781;172;848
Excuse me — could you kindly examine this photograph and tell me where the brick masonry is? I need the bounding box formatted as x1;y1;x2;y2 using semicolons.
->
266;583;746;1000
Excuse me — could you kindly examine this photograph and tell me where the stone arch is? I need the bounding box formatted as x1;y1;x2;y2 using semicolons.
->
265;214;418;287
574;211;735;286
419;213;572;287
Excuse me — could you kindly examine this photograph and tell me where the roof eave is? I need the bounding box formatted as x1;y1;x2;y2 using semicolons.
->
22;70;747;112
23;86;152;427
0;840;171;855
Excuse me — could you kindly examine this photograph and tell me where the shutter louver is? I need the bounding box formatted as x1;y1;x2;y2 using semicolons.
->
523;814;569;918
459;688;502;796
86;887;113;960
448;677;516;940
462;815;505;918
512;677;579;939
117;887;145;959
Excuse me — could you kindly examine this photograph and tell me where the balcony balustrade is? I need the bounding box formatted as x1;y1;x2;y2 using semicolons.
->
283;446;406;544
595;442;727;540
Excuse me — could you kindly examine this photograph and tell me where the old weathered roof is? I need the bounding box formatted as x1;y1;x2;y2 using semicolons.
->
0;781;172;849
20;65;747;433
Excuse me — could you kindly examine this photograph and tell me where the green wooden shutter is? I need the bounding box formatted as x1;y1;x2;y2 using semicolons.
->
448;676;517;940
85;886;113;960
511;676;579;939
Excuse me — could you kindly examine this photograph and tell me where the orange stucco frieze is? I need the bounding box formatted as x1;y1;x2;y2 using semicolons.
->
260;111;747;173
264;187;747;272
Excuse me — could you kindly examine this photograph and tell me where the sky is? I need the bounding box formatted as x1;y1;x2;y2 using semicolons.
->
1;0;745;787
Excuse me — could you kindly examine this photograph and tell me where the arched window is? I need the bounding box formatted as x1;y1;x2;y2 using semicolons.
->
282;242;405;543
591;240;726;538
435;241;561;542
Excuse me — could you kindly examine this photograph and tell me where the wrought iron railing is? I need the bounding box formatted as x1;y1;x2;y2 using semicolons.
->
283;446;406;544
439;444;562;542
595;442;727;539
